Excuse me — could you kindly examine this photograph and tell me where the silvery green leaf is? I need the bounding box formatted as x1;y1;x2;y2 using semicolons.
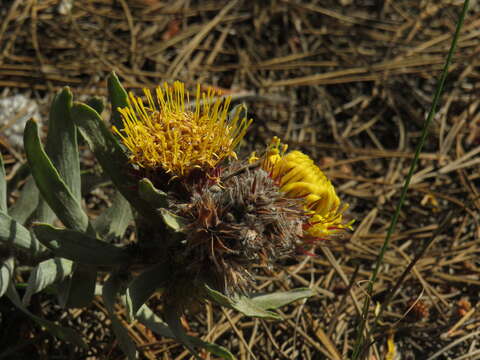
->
249;288;314;310
93;191;132;241
33;223;129;266
36;88;80;224
133;302;237;360
204;284;233;308
0;210;44;255
24;119;89;232
6;283;87;349
23;258;73;305
0;257;14;298
8;177;39;225
103;274;138;360
231;295;281;320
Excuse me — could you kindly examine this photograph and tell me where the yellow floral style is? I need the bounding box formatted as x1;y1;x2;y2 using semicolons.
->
114;82;252;177
260;137;350;238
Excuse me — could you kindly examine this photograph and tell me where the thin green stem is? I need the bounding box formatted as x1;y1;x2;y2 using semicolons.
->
351;1;470;358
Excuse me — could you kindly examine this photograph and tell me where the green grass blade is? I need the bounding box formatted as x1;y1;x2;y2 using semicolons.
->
352;1;470;358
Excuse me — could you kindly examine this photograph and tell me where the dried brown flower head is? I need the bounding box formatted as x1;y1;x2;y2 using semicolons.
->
172;164;306;294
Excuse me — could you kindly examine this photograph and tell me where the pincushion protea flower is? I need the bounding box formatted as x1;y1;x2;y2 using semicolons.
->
113;81;252;177
112;80;351;295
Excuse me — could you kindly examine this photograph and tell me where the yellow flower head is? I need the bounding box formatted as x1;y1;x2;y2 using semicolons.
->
260;137;351;238
114;82;252;177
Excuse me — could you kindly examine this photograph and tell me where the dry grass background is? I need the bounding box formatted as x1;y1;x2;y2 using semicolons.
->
1;0;480;359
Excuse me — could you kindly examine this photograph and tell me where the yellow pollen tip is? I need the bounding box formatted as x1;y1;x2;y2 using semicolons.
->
114;82;252;177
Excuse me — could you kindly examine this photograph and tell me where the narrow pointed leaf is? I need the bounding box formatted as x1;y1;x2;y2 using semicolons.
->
204;285;233;308
0;153;6;212
6;283;87;349
45;87;80;200
103;274;138;360
107;71;129;129
33;224;129;266
138;178;168;208
232;296;281;320
8;177;39;225
134;304;174;338
0;211;44;255
70;103;158;222
24;119;88;232
36;88;80;224
250;288;314;310
93;192;132;241
126;262;169;320
134;303;236;360
23;258;73;305
0;257;14;298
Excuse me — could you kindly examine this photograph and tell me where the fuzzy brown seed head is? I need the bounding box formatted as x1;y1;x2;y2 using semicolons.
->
173;164;306;294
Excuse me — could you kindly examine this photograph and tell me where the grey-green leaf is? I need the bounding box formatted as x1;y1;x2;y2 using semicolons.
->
103;274;138;360
250;288;314;310
107;71;129;130
70;103;158;222
33;224;129;266
138;178;168;208
204;284;233;308
126;262;169;320
0;257;14;298
93;192;132;241
0;153;6;212
8;177;39;225
232;296;282;320
24;119;88;232
0;210;44;255
23;258;73;305
36;87;80;224
6;283;87;349
135;303;236;360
